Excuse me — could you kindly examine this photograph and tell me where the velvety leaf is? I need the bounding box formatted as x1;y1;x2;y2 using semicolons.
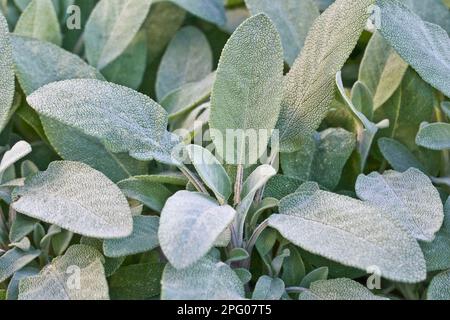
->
416;122;450;150
421;198;450;272
159;191;236;269
263;175;305;200
156;26;212;101
252;276;285;300
161;72;215;118
427;270;450;300
6;266;38;300
84;0;152;69
117;178;172;212
377;0;450;98
143;1;186;63
245;0;319;66
0;247;40;283
281;128;355;190
27;79;180;165
79;237;124;277
351;81;374;121
109;263;165;300
12;161;133;239
186;144;231;205
300;267;329;288
356;168;443;241
0;12;14;133
378;138;428;173
18;245;109;300
402;0;450;34
269;190;427;283
168;0;226;26
359;32;408;110
0;141;31;175
101;30;147;90
276;0;374;152
374;68;438;172
9;213;36;243
209;14;284;165
161;256;245;300
14;0;61;45
103;216;159;258
299;278;388;300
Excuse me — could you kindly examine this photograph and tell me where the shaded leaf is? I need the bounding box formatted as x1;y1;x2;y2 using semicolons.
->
427;269;450;300
416;122;450;150
252;276;285;300
0;247;40;283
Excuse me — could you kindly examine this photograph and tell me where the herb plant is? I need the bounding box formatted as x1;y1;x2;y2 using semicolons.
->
0;0;449;301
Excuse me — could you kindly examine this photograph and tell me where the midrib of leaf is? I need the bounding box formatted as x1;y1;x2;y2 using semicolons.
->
390;86;403;140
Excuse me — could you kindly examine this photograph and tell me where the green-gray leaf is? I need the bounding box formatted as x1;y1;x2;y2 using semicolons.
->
281;128;355;190
402;0;450;34
159;191;236;269
27;79;180;165
269;190;426;283
359;32;408;110
416;122;450;150
427;270;450;300
0;12;14;133
161;256;245;300
276;0;374;152
12;161;133;239
186;144;231;205
209;14;284;165
156;26;212;101
103;216;159;258
378;138;428;173
0;248;40;283
356;168;443;241
167;0;226;26
299;278;388;300
18;245;109;300
245;0;319;66
14;0;61;45
84;0;153;69
377;0;450;98
421;198;450;272
252;276;285;300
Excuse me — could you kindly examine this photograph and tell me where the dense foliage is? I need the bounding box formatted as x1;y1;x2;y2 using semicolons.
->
0;0;449;300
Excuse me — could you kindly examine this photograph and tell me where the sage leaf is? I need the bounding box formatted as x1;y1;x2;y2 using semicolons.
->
209;14;284;165
0;247;40;283
12;161;133;239
14;0;61;45
117;178;172;212
269;190;427;283
27;79;180;165
356;168;443;241
416;122;450;150
5;266;38;300
281;128;355;190
421;198;450;272
186;144;231;205
161;256;245;300
377;0;450;98
252;276;285;300
403;0;450;34
359;32;408;110
168;0;226;26
84;0;153;69
427;270;450;300
299;278;388;300
101;30;148;90
378;138;428;173
0;141;31;175
161;72;215;118
276;0;374;152
159;191;236;269
109;263;165;300
18;245;109;300
103;216;159;258
156;26;212;101
0;11;14;133
245;0;319;66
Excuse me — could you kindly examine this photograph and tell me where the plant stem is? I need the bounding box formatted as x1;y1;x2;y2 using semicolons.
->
246;219;269;257
234;164;244;205
179;165;208;194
